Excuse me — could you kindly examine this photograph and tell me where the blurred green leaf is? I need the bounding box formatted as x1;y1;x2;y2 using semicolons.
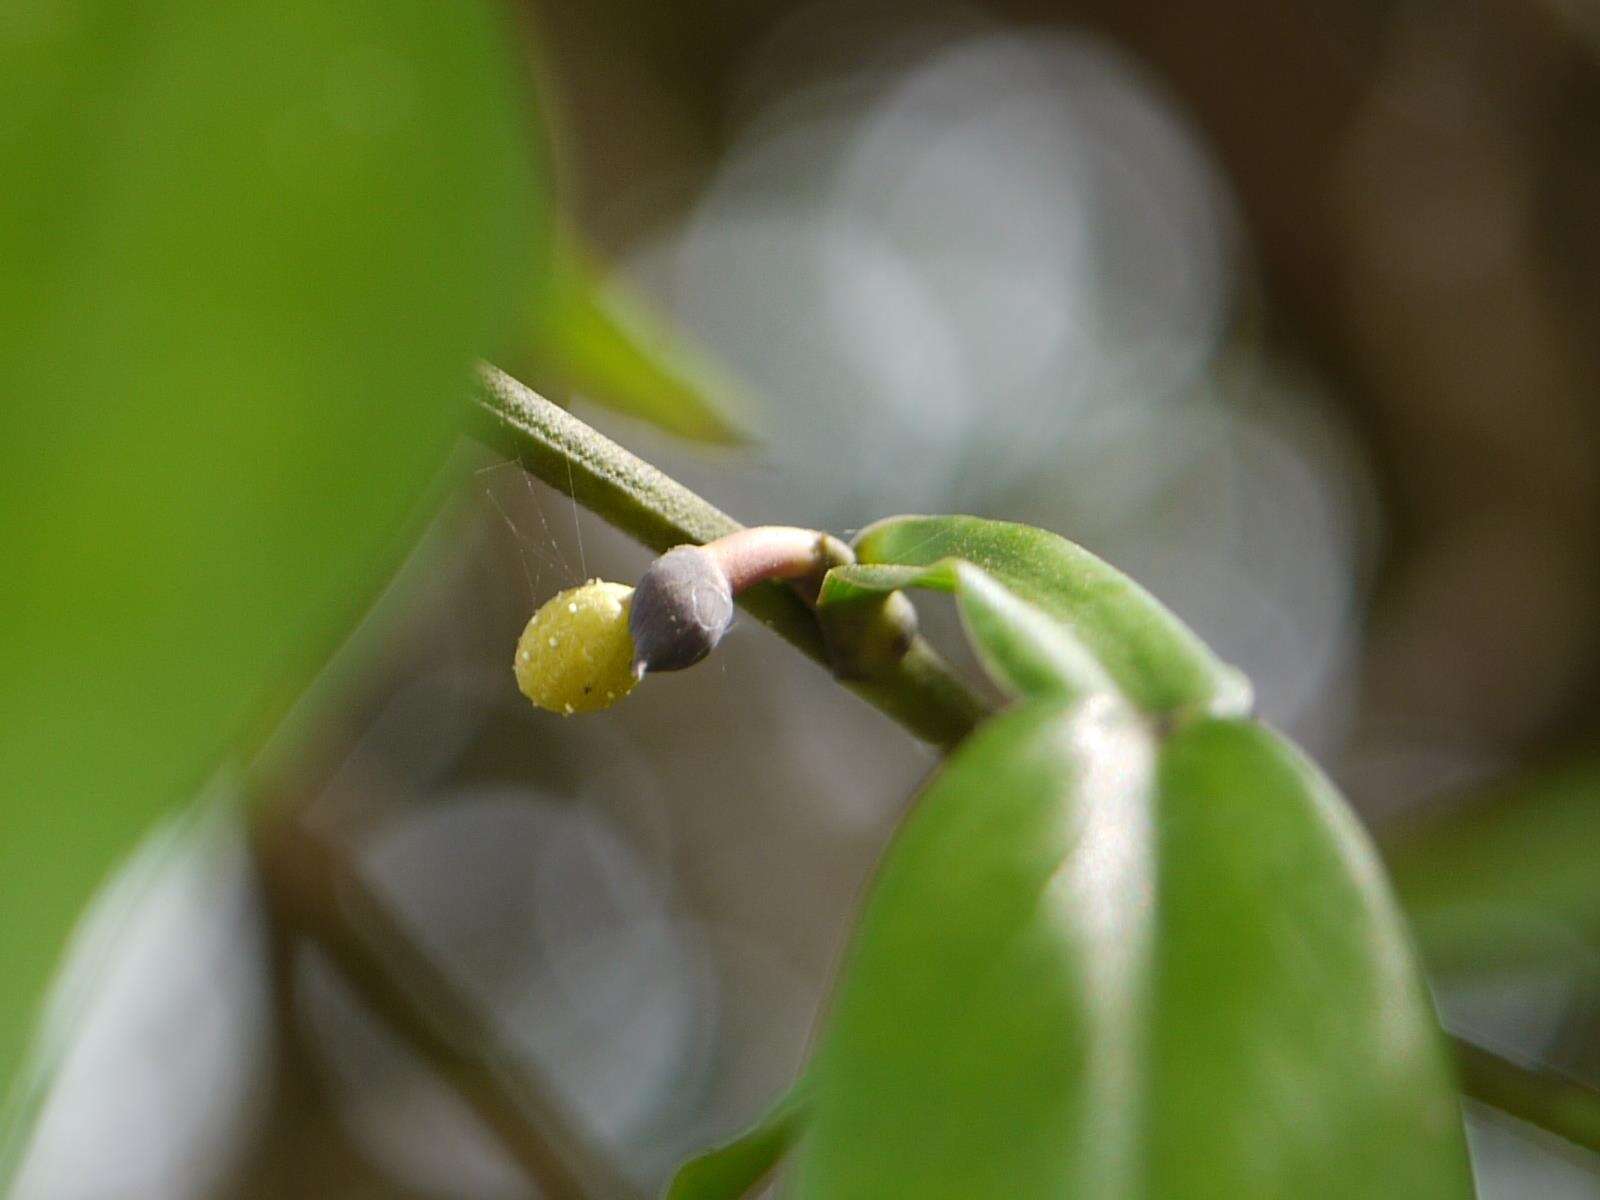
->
0;0;539;1110
1384;762;1600;982
852;515;1252;718
520;241;748;444
665;1078;811;1200
821;559;1114;702
788;703;1472;1198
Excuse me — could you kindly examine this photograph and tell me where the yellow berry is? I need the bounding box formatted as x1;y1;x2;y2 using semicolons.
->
513;581;640;714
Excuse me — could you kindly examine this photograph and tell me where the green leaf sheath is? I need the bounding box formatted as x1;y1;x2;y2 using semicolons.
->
788;706;1472;1199
849;515;1252;718
520;242;749;444
665;1078;812;1200
822;560;1115;704
0;0;538;1106
1383;761;1600;983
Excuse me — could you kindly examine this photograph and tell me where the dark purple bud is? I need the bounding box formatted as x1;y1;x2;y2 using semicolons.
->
629;545;735;675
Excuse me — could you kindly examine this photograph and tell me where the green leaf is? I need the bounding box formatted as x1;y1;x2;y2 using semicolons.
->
787;705;1472;1199
1383;762;1600;982
518;240;748;444
0;0;539;1109
788;699;1158;1198
821;559;1114;702
852;515;1252;718
665;1078;811;1200
1146;718;1470;1198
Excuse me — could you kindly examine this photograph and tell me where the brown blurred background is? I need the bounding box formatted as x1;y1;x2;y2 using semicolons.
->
14;2;1600;1196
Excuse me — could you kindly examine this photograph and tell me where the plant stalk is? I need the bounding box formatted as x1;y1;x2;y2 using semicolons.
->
254;814;644;1200
470;362;988;750
1452;1036;1600;1156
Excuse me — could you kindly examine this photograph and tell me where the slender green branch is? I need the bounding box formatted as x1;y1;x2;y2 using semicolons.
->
1452;1036;1600;1156
473;363;746;555
471;362;987;749
254;814;643;1200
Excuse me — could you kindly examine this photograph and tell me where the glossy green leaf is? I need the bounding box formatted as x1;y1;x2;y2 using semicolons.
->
0;0;538;1107
852;515;1252;718
821;559;1114;702
787;706;1472;1199
517;240;748;444
665;1078;811;1200
789;699;1158;1198
1384;762;1600;982
1146;718;1470;1198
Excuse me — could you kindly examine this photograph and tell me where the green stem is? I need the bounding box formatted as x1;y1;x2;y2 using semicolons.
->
1453;1036;1600;1156
471;362;988;750
255;814;644;1200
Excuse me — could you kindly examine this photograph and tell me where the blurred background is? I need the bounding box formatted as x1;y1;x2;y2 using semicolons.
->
13;0;1600;1195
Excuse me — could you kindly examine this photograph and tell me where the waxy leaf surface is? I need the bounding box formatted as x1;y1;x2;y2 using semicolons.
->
789;705;1472;1199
